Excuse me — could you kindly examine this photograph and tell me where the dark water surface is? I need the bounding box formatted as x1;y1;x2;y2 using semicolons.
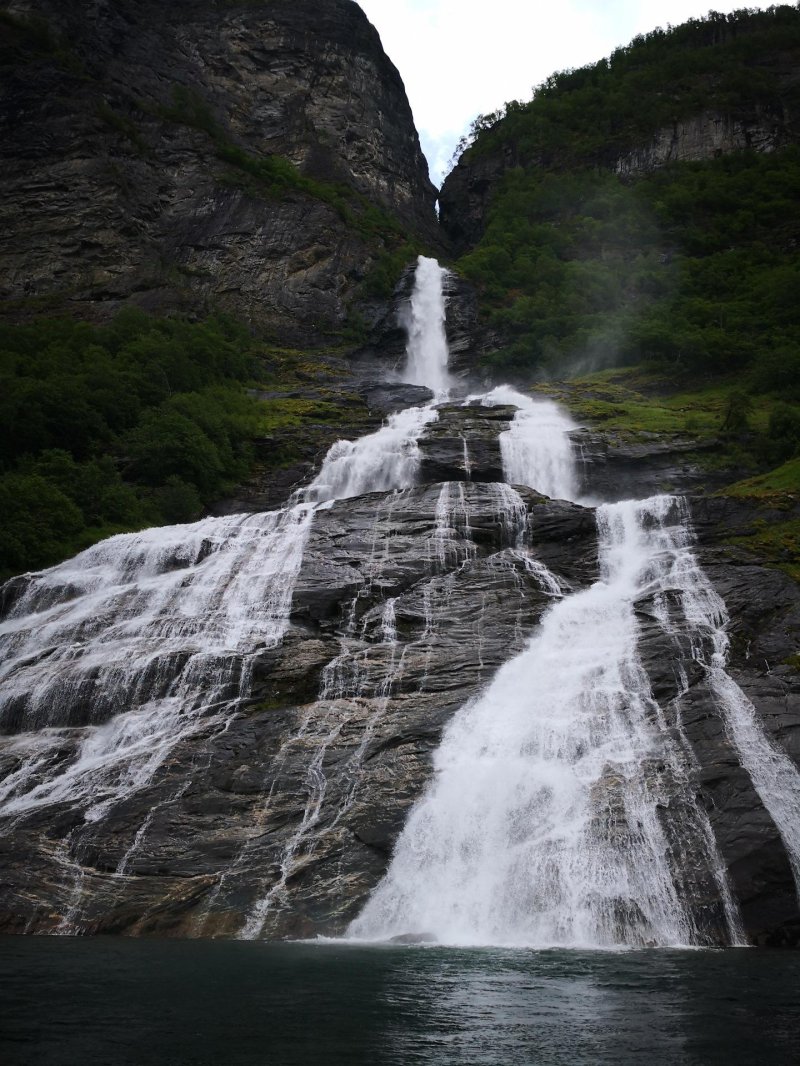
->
1;937;799;1065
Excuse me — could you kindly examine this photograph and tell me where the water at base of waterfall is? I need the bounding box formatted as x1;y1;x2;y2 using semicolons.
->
2;937;800;1066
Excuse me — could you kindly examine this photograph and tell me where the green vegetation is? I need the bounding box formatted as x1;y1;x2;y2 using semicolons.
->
451;8;800;500
454;7;800;382
463;6;800;167
0;312;264;578
97;101;148;154
722;458;800;502
460;147;800;380
0;315;380;579
539;365;800;487
727;518;800;582
541;366;788;437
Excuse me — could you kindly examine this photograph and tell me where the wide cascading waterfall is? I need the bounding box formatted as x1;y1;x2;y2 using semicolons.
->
0;253;454;934
0;507;315;820
3;253;793;945
0;395;440;911
401;255;453;398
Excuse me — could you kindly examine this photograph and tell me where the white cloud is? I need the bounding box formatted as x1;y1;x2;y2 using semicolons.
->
358;0;779;185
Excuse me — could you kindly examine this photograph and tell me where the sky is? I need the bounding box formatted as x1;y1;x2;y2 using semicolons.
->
358;0;779;185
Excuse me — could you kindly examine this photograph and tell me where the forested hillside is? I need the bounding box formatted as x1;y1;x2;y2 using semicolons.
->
443;6;800;379
437;5;800;509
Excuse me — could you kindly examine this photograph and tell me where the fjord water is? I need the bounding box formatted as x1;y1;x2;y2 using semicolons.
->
2;937;800;1066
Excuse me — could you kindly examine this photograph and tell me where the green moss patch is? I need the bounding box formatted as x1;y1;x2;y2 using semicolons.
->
726;518;800;583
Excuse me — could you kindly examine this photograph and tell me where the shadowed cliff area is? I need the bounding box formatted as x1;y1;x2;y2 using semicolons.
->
0;0;439;338
0;0;445;576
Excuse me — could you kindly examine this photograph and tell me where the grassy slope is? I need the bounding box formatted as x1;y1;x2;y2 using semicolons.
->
535;364;800;585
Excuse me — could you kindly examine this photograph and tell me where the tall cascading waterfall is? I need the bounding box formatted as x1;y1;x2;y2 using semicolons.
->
349;493;746;947
235;259;473;936
347;284;800;945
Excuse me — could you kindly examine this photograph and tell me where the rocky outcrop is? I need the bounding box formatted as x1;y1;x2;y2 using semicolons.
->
571;428;739;501
0;0;438;340
614;108;793;177
418;404;515;483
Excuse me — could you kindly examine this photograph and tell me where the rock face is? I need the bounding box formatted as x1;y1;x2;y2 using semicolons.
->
439;147;511;254
571;428;739;501
0;0;437;340
614;108;793;177
418;404;515;483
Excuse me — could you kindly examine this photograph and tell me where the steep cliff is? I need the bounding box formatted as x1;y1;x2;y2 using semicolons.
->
0;0;438;340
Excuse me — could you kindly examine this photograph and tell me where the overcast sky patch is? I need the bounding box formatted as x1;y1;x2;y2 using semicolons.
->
358;0;778;185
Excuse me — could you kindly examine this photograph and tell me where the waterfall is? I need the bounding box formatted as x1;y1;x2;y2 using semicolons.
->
648;497;800;891
2;254;795;946
402;255;453;398
303;404;437;504
481;384;580;502
0;397;439;830
349;495;744;947
0;507;314;820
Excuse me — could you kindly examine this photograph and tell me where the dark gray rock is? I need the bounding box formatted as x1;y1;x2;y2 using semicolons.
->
359;382;434;416
418;404;516;484
0;0;437;339
573;428;739;501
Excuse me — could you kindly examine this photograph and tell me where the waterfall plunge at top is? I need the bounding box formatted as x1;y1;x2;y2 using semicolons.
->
402;256;453;398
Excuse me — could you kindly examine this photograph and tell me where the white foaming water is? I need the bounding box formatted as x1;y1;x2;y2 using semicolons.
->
348;495;742;948
304;404;438;504
402;255;453;398
0;507;315;818
651;498;800;891
481;384;579;502
0;385;440;826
